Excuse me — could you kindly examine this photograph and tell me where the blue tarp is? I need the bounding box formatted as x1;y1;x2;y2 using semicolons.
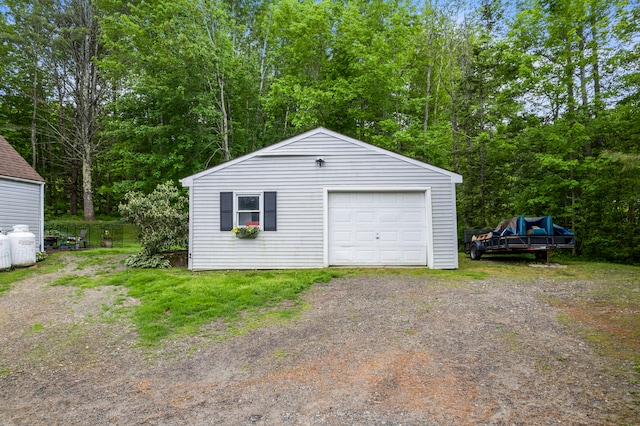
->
496;215;572;237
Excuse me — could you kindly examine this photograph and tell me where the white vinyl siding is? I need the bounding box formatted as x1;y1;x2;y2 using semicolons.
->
0;178;44;251
184;129;461;270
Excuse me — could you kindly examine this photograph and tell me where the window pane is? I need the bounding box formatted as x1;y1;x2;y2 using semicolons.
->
238;212;260;225
238;196;259;210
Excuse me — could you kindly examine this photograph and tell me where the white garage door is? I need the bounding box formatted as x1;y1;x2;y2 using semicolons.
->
328;192;428;266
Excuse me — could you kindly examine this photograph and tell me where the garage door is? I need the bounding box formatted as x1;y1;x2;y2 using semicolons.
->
328;192;427;266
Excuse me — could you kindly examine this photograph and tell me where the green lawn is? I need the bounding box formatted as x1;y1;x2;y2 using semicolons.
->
53;262;348;345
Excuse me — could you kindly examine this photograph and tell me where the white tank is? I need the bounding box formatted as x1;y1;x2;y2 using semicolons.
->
9;225;36;267
0;229;11;269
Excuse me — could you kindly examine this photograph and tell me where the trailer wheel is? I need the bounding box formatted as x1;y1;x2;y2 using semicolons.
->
470;242;483;260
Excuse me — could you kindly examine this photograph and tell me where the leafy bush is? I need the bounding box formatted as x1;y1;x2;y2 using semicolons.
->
124;252;171;269
119;181;188;268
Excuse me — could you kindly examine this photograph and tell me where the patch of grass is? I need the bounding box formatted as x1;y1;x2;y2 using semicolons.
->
51;274;97;288
497;329;523;352
0;258;64;296
94;268;347;345
269;349;288;360
30;323;44;332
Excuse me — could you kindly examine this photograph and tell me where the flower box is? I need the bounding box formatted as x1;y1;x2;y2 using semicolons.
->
232;226;260;239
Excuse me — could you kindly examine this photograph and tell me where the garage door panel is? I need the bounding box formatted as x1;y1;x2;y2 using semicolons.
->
332;249;353;263
356;250;375;262
332;193;352;203
379;231;399;242
356;211;375;223
379;250;401;262
356;231;375;242
332;210;352;223
378;193;398;205
356;193;375;203
379;212;400;223
402;230;422;242
328;192;428;266
402;250;424;262
333;231;352;243
403;211;423;224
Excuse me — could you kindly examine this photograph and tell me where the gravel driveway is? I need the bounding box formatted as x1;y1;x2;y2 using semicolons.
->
0;255;637;425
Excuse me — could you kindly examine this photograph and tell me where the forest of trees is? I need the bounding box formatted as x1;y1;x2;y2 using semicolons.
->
1;0;639;262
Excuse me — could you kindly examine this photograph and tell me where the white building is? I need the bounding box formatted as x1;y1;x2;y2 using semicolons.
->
0;135;45;251
181;127;462;270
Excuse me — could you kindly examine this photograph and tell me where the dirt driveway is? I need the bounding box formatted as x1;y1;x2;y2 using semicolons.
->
0;255;638;425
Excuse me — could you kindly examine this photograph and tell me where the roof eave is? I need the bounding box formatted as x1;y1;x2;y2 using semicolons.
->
0;174;45;185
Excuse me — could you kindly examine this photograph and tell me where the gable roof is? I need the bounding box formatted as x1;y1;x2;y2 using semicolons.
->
0;135;45;183
182;127;462;186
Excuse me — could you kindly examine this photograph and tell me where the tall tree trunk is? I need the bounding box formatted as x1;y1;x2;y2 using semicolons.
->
218;73;230;162
82;147;95;220
564;35;576;117
31;66;38;167
590;15;601;106
423;64;432;132
70;0;102;221
578;25;589;108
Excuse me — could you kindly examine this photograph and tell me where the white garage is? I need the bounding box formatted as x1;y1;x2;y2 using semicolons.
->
326;191;431;266
181;127;462;270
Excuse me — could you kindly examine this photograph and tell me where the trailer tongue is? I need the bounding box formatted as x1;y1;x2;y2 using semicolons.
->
464;216;575;261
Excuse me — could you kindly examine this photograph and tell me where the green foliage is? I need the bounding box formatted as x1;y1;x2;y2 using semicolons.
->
124;253;171;269
119;181;188;267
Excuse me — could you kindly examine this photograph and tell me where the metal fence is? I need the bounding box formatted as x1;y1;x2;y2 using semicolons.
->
44;221;124;251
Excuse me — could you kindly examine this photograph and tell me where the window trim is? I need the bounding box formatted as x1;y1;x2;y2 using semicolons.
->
235;193;263;229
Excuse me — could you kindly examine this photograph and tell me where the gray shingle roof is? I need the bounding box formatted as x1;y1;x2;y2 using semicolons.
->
0;135;45;182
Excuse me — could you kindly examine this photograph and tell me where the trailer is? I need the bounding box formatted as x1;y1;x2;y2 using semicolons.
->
464;216;575;261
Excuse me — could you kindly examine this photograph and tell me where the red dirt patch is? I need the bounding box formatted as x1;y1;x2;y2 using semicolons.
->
560;301;640;359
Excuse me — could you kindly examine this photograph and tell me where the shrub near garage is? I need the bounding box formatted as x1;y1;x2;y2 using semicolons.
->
119;181;189;268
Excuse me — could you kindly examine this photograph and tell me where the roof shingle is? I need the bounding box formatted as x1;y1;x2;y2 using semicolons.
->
0;135;45;182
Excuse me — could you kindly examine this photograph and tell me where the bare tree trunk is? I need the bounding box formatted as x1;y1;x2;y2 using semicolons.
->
71;0;102;221
590;15;601;105
433;60;444;125
218;71;230;162
564;34;576;117
31;66;38;167
423;64;432;132
578;25;588;108
82;147;95;220
447;30;463;174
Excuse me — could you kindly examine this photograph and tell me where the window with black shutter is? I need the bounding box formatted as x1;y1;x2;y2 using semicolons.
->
220;192;234;231
220;191;277;231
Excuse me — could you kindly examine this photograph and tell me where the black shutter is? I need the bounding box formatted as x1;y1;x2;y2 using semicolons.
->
220;192;233;231
264;191;277;231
